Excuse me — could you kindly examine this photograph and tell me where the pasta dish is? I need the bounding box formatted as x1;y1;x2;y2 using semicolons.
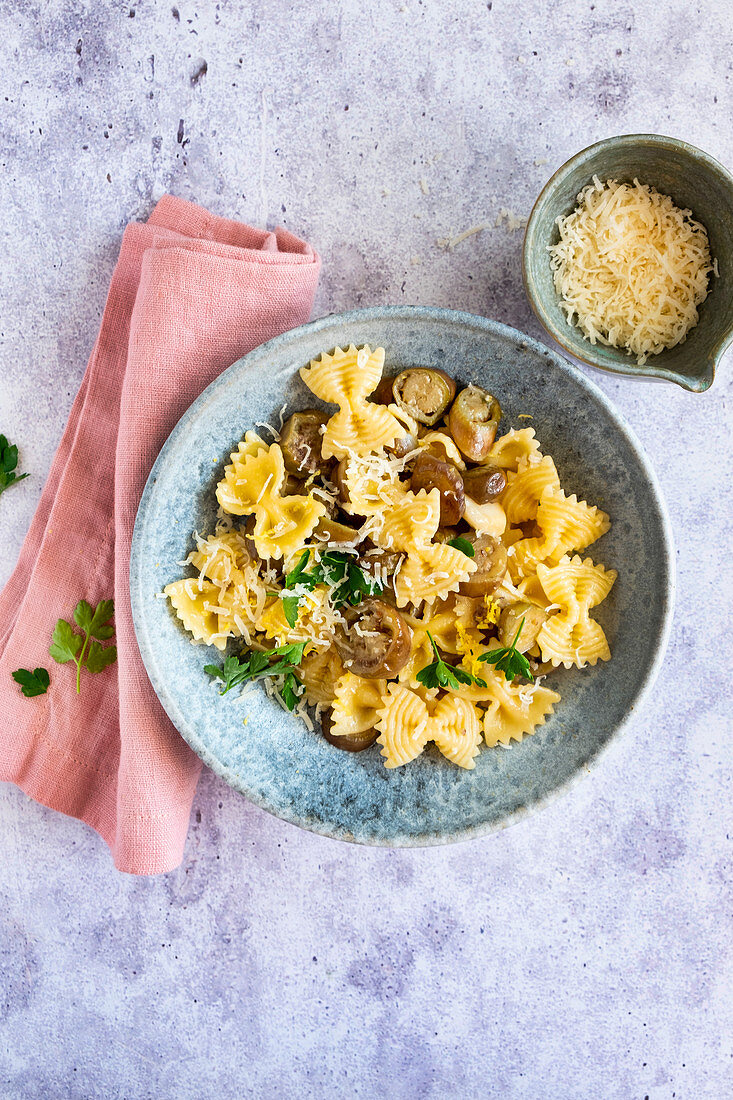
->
163;344;616;770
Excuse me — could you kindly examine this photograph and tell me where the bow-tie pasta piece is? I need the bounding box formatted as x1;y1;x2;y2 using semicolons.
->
188;530;251;588
299;647;346;706
536;555;617;668
539;486;610;560
379;488;441;551
331;673;388;739
216;439;285;515
216;440;325;561
186;529;270;642
258;585;335;649
250;492;326;562
501;455;561;524
418;431;466;469
487;427;542;471
430;696;483;769
394;542;477;608
164;578;240;651
376;684;431;768
481;670;561;747
506;535;549;583
215;432;270;514
341;452;405;517
299;344;403;459
508;485;610;580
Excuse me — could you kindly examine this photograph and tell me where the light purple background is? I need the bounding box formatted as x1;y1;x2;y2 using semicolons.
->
1;2;731;1098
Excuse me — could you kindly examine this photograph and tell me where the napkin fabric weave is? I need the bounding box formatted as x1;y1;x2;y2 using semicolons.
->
0;196;320;874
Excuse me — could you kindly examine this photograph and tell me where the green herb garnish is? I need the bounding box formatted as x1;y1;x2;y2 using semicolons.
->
11;667;50;697
281;597;301;629
205;641;307;697
285;549;313;588
416;632;487;691
281;549;314;627
49;599;117;694
320;549;383;607
0;434;29;498
280;547;382;625
447;536;475;558
478;616;534;682
280;669;305;712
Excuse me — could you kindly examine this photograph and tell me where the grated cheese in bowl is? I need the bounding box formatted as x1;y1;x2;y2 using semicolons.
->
549;176;715;364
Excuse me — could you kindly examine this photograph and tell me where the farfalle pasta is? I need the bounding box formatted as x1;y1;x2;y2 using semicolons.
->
299;345;403;459
486;426;541;470
501;455;561;524
216;434;325;560
164;343;617;770
535;556;617;667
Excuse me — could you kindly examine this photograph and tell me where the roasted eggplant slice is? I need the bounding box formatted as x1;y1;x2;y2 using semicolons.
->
448;386;502;462
390;368;456;426
333;598;412;678
280;410;328;475
458;533;508;597
410;451;465;526
463;464;507;503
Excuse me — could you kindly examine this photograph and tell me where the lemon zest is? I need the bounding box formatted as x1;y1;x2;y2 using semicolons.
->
455;622;486;680
478;596;500;628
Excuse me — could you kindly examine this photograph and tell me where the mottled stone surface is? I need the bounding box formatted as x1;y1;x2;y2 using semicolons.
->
0;2;731;1098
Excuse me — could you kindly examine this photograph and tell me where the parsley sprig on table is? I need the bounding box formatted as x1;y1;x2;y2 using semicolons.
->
205;641;307;708
280;548;383;627
49;599;117;694
11;667;50;697
478;616;534;683
416;632;487;691
0;434;29;498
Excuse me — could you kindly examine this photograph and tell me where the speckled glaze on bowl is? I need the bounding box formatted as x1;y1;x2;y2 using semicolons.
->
130;306;674;846
523;134;733;392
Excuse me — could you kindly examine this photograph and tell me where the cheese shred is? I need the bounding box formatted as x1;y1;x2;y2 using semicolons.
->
549;176;715;364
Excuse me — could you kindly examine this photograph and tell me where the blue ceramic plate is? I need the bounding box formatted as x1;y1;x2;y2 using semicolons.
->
130;306;674;845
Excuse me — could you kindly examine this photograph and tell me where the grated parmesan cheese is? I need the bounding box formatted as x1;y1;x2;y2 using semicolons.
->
549;176;715;365
255;420;281;441
494;207;527;232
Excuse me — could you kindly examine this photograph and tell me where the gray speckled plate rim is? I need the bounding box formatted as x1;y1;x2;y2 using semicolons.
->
130;305;676;847
522;133;733;393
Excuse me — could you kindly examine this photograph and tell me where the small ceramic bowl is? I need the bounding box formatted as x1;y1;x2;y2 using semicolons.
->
523;134;733;392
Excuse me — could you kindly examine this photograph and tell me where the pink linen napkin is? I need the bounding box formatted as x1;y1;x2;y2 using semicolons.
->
0;196;320;874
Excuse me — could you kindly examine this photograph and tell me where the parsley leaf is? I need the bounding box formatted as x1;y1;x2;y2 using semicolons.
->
74;598;116;640
478;616;534;682
416;632;487;691
11;667;50;697
286;549;314;589
49;598;117;693
205;641;307;696
282;596;301;629
280;669;305;711
316;550;382;608
280;547;382;620
447;536;475;558
85;640;118;674
49;620;83;664
0;434;29;498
